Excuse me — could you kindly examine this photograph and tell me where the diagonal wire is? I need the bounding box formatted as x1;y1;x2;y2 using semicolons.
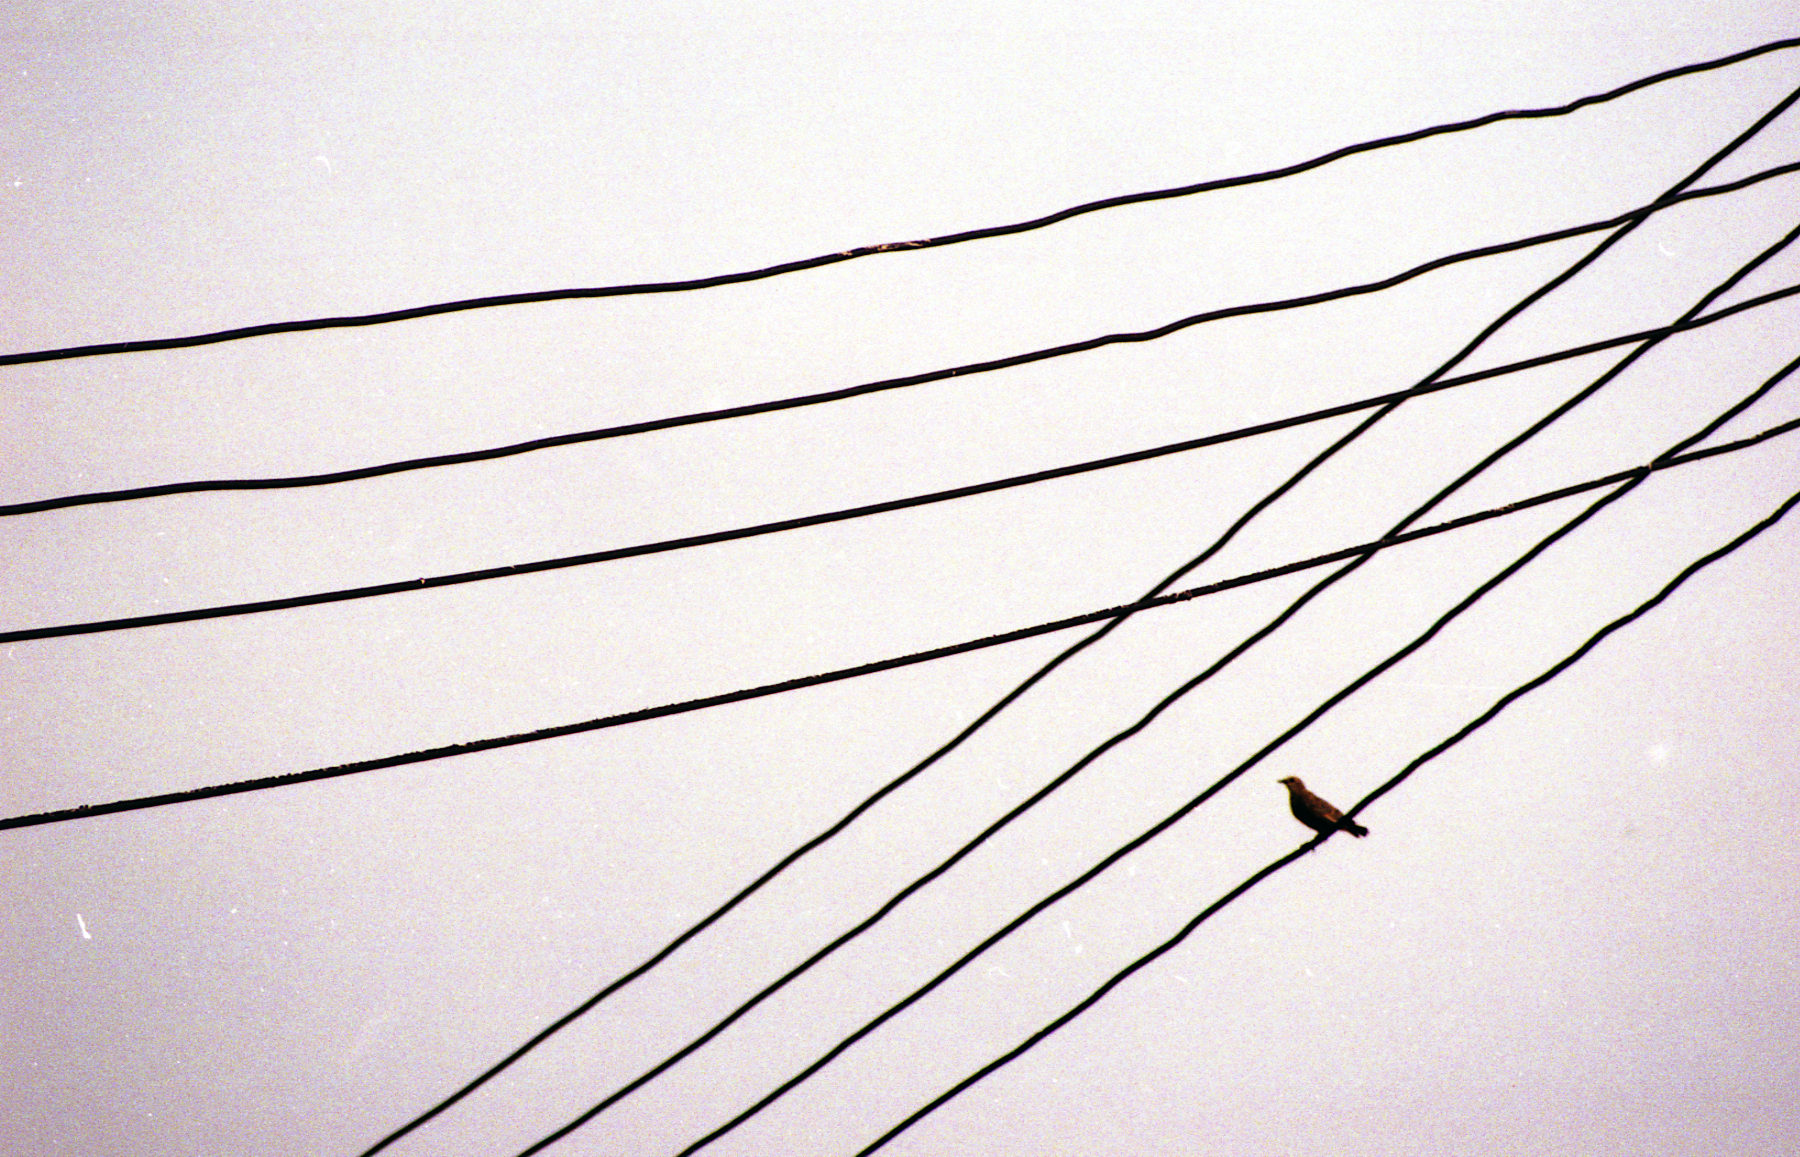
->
3;36;1792;373
4;401;1795;840
500;85;1800;1157
354;82;1800;1156
854;411;1800;1157
665;326;1800;1157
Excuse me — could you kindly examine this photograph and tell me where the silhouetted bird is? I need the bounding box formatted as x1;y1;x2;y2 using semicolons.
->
1278;776;1368;838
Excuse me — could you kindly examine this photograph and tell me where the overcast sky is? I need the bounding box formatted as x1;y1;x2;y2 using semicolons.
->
4;4;1800;1156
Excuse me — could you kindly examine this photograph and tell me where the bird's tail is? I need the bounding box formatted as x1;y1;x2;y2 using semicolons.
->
1341;818;1369;838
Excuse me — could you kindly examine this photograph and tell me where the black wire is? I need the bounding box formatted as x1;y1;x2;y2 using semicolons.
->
12;129;1789;837
6;192;1797;648
7;255;1797;525
5;404;1794;839
856;476;1800;1157
297;170;1800;1155
15;75;1794;1156
663;336;1800;1157
505;98;1800;1153
0;38;1780;1157
10;163;1797;523
853;838;1316;1156
44;83;1787;1155
3;36;1792;374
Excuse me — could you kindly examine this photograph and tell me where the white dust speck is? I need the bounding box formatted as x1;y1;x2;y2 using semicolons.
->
76;914;91;939
1644;744;1670;765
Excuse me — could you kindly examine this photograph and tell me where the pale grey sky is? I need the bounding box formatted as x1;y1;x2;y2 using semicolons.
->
4;5;1799;1156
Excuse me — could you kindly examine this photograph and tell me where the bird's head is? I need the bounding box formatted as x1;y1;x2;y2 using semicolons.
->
1278;776;1304;789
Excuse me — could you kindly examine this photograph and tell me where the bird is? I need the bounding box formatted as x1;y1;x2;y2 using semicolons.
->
1278;776;1368;839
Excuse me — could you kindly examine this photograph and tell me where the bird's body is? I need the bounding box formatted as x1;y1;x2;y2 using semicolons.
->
1278;776;1368;838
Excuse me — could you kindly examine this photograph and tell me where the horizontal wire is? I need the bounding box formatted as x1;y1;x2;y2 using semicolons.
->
20;181;1796;843
6;159;1795;522
355;82;1800;1146
856;476;1800;1157
660;332;1800;1157
3;36;1793;373
5;271;1796;650
14;178;1791;854
3;406;1788;842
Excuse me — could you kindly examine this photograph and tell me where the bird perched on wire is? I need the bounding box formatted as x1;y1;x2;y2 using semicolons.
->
1278;776;1369;839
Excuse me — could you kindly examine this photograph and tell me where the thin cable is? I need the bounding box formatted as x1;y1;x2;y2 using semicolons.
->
660;338;1800;1157
4;37;1793;372
672;495;1648;1157
3;277;1791;525
626;92;1800;1143
7;160;1796;523
4;403;1793;839
17;83;1800;1157
856;481;1800;1157
285;86;1800;1153
508;119;1800;1156
361;252;1800;1157
8;218;1798;649
10;122;1785;1157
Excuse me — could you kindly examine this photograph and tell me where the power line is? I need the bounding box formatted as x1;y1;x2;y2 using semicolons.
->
7;161;1795;523
494;202;1800;1157
500;112;1800;1145
3;283;1792;528
656;336;1800;1157
10;79;1785;1157
13;205;1792;832
6;269;1796;650
3;37;1792;373
7;40;1785;1157
10;108;1785;1157
351;239;1542;1153
4;404;1793;840
28;88;1785;1157
853;473;1800;1157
